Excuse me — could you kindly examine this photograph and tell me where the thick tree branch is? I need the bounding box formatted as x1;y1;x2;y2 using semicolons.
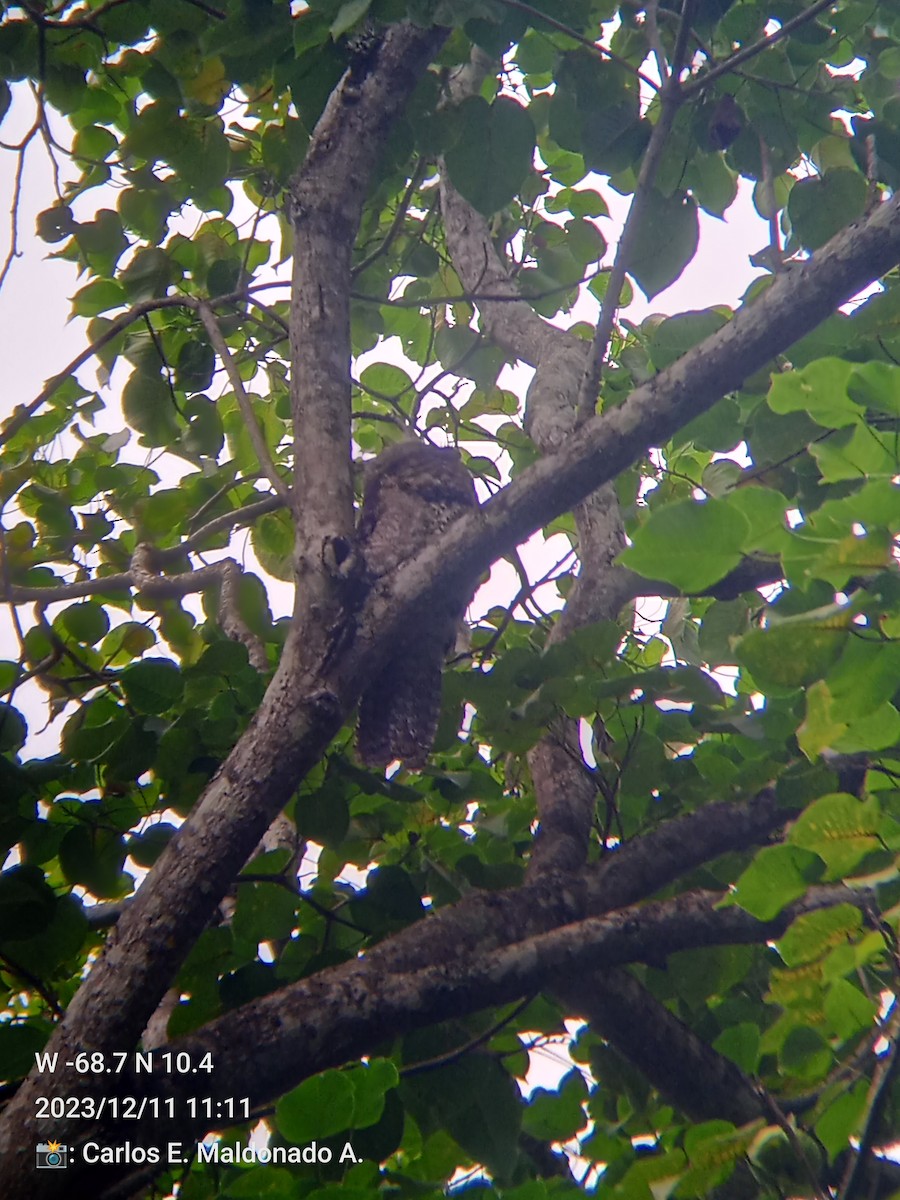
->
0;786;788;1194
440;106;632;879
560;967;765;1124
288;21;449;665
52;884;864;1197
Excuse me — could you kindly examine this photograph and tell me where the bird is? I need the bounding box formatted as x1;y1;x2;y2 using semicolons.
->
356;440;478;770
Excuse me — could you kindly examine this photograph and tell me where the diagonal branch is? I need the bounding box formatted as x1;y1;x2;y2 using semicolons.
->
560;966;764;1124
374;189;900;653
82;883;864;1175
682;0;839;97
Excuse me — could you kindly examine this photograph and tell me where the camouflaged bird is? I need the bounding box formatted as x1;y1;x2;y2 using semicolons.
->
356;441;478;769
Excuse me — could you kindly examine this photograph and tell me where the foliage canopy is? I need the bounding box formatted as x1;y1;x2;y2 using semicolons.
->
1;0;900;1197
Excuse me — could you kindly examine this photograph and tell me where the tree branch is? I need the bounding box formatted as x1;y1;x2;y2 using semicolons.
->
560;966;764;1124
287;21;449;663
196;301;290;503
53;883;865;1198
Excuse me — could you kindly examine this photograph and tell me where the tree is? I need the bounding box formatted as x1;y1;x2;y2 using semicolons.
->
1;0;900;1196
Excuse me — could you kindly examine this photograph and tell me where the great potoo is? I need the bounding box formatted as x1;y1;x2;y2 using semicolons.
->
356;440;478;770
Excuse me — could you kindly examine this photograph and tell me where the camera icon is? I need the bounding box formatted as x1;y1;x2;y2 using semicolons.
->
36;1141;68;1169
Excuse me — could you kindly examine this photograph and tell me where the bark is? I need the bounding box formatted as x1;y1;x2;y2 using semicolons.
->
560;968;765;1125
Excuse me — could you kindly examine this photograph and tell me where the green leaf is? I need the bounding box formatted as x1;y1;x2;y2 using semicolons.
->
119;247;175;302
780;1025;831;1082
628;189;699;298
847;360;900;414
788;168;867;250
330;0;372;37
0;1023;47;1080
401;1053;522;1180
58;823;129;899
788;793;881;879
174;339;215;394
363;865;424;922
797;681;848;759
444;96;536;216
690;150;738;216
345;1059;399;1129
122;369;180;446
827;636;900;719
72;124;118;163
71;280;126;317
647;309;729;371
767;358;861;428
74;208;128;276
59;602;110;646
737;609;849;692
732;844;823;920
810;421;898;482
0;703;27;753
359;362;414;399
724;486;788;553
36;203;76;243
276;1070;356;1144
824;978;877;1040
233;883;297;945
712;1023;760;1073
0;866;55;940
251;511;294;583
835;700;900;753
179;394;224;459
120;657;183;714
776;904;862;967
619;498;749;592
815;1081;867;1160
522;1070;588;1141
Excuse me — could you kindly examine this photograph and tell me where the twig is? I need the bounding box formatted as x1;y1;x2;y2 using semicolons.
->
759;136;783;269
837;1005;900;1200
197;301;291;502
352;265;608;309
645;0;669;83
574;92;683;420
681;0;839;97
761;1093;830;1200
352;159;429;279
0;117;40;289
43;0;225;24
400;996;534;1076
130;544;268;670
0;493;287;606
0;284;291;449
497;0;659;91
